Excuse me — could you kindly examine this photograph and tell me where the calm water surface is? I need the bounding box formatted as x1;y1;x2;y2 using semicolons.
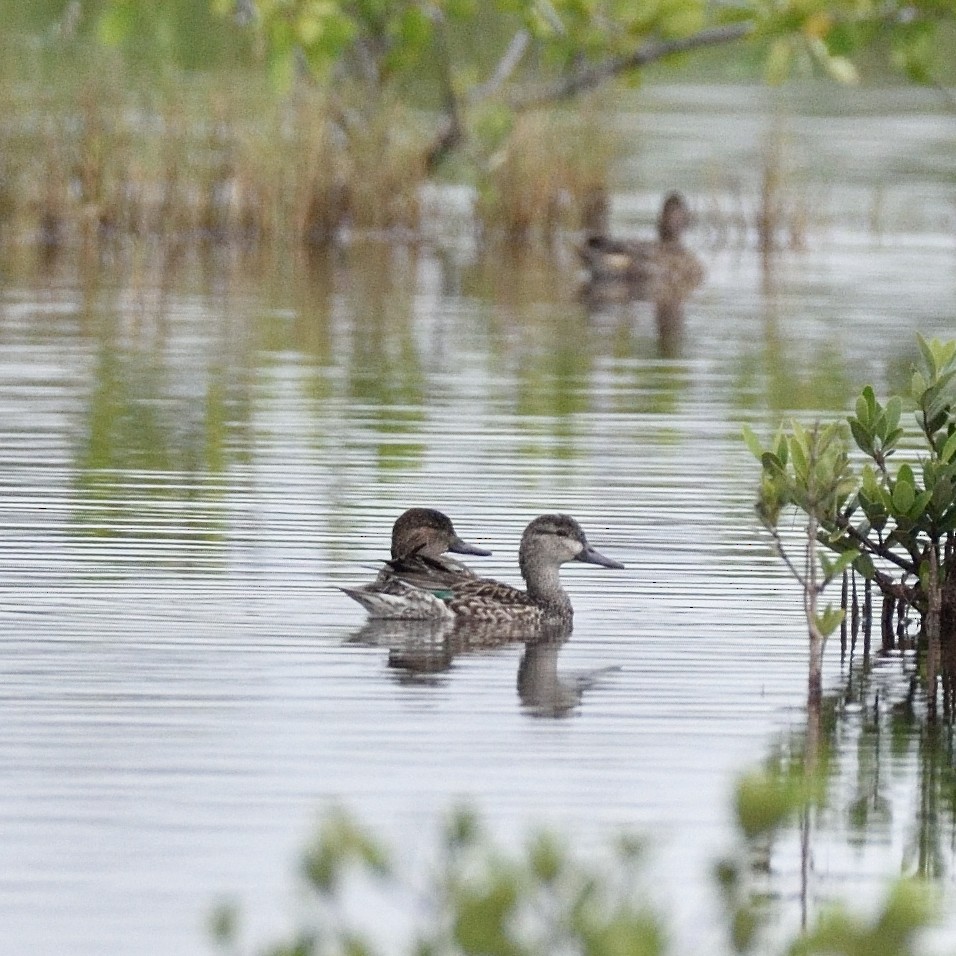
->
0;85;955;955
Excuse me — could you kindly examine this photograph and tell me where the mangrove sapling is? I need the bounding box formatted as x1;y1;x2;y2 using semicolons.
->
746;335;956;721
744;420;856;707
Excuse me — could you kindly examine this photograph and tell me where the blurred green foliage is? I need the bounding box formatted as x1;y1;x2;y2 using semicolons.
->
7;0;955;99
211;783;942;956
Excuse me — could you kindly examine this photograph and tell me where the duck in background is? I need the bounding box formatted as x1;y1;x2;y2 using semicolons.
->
341;513;623;623
577;191;706;304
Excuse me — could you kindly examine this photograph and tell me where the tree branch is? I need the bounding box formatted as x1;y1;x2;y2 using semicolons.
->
424;7;465;173
765;524;810;590
509;23;754;110
467;29;532;105
826;512;917;576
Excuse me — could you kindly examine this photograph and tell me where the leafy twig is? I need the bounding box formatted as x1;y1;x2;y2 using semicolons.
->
509;23;753;110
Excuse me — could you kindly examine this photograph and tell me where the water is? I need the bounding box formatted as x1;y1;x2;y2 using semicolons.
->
1;84;955;955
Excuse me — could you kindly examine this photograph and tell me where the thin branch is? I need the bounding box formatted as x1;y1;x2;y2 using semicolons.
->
827;512;917;576
509;23;754;110
765;524;810;589
424;7;465;172
467;29;532;105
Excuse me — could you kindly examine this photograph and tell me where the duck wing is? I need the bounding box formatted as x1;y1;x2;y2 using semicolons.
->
340;578;454;620
577;236;658;282
376;552;477;591
443;577;542;623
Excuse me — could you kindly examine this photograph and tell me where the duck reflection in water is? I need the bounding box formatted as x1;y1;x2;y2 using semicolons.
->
342;514;623;624
577;191;706;357
349;619;619;718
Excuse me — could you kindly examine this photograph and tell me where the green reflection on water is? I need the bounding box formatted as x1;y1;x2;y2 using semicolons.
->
756;655;956;918
340;243;426;469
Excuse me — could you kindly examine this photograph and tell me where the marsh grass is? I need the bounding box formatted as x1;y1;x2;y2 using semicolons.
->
700;125;824;253
0;38;612;252
474;108;617;247
0;40;432;250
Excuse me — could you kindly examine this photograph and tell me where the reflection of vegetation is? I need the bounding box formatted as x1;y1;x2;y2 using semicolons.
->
71;293;252;553
729;656;956;948
735;337;853;414
463;250;593;460
341;243;427;471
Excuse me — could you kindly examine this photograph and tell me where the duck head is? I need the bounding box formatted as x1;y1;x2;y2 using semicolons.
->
391;508;491;560
658;191;693;243
519;514;624;573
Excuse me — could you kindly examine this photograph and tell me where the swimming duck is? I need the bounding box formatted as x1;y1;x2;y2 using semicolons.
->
341;514;624;623
389;507;489;565
343;508;491;608
577;191;705;302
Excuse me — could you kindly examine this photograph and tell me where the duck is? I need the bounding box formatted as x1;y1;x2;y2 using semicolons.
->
342;508;491;609
389;507;489;566
341;514;624;623
577;191;705;302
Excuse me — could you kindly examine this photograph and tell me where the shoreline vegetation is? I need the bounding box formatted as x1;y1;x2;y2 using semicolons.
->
0;34;949;256
2;0;954;254
1;37;618;253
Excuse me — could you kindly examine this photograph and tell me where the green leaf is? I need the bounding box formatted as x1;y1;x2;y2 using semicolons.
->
735;771;799;840
911;370;927;400
445;806;481;849
761;451;785;474
854;553;876;579
789;435;809;481
897;463;915;486
884;395;902;434
824;550;858;581
824;54;858;84
816;605;845;637
97;2;137;46
848;418;873;455
938;507;956;533
918;332;938;379
742;424;765;460
923;369;956;417
776;434;789;466
452;873;520;956
528;831;565;883
941;431;956;463
791;418;809;449
909;489;933;521
892;478;915;514
396;6;433;50
883;427;904;452
765;38;793;84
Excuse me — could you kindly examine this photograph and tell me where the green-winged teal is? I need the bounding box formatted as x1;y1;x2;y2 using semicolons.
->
343;508;491;606
342;514;624;623
578;191;705;301
389;507;489;564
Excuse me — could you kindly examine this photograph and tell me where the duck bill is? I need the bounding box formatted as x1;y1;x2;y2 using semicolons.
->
575;544;624;570
449;536;492;557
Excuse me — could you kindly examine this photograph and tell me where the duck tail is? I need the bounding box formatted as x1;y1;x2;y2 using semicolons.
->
339;584;453;621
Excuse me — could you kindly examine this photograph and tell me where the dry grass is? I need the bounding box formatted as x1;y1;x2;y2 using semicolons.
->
473;108;616;247
0;39;437;251
0;33;612;248
0;37;613;253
